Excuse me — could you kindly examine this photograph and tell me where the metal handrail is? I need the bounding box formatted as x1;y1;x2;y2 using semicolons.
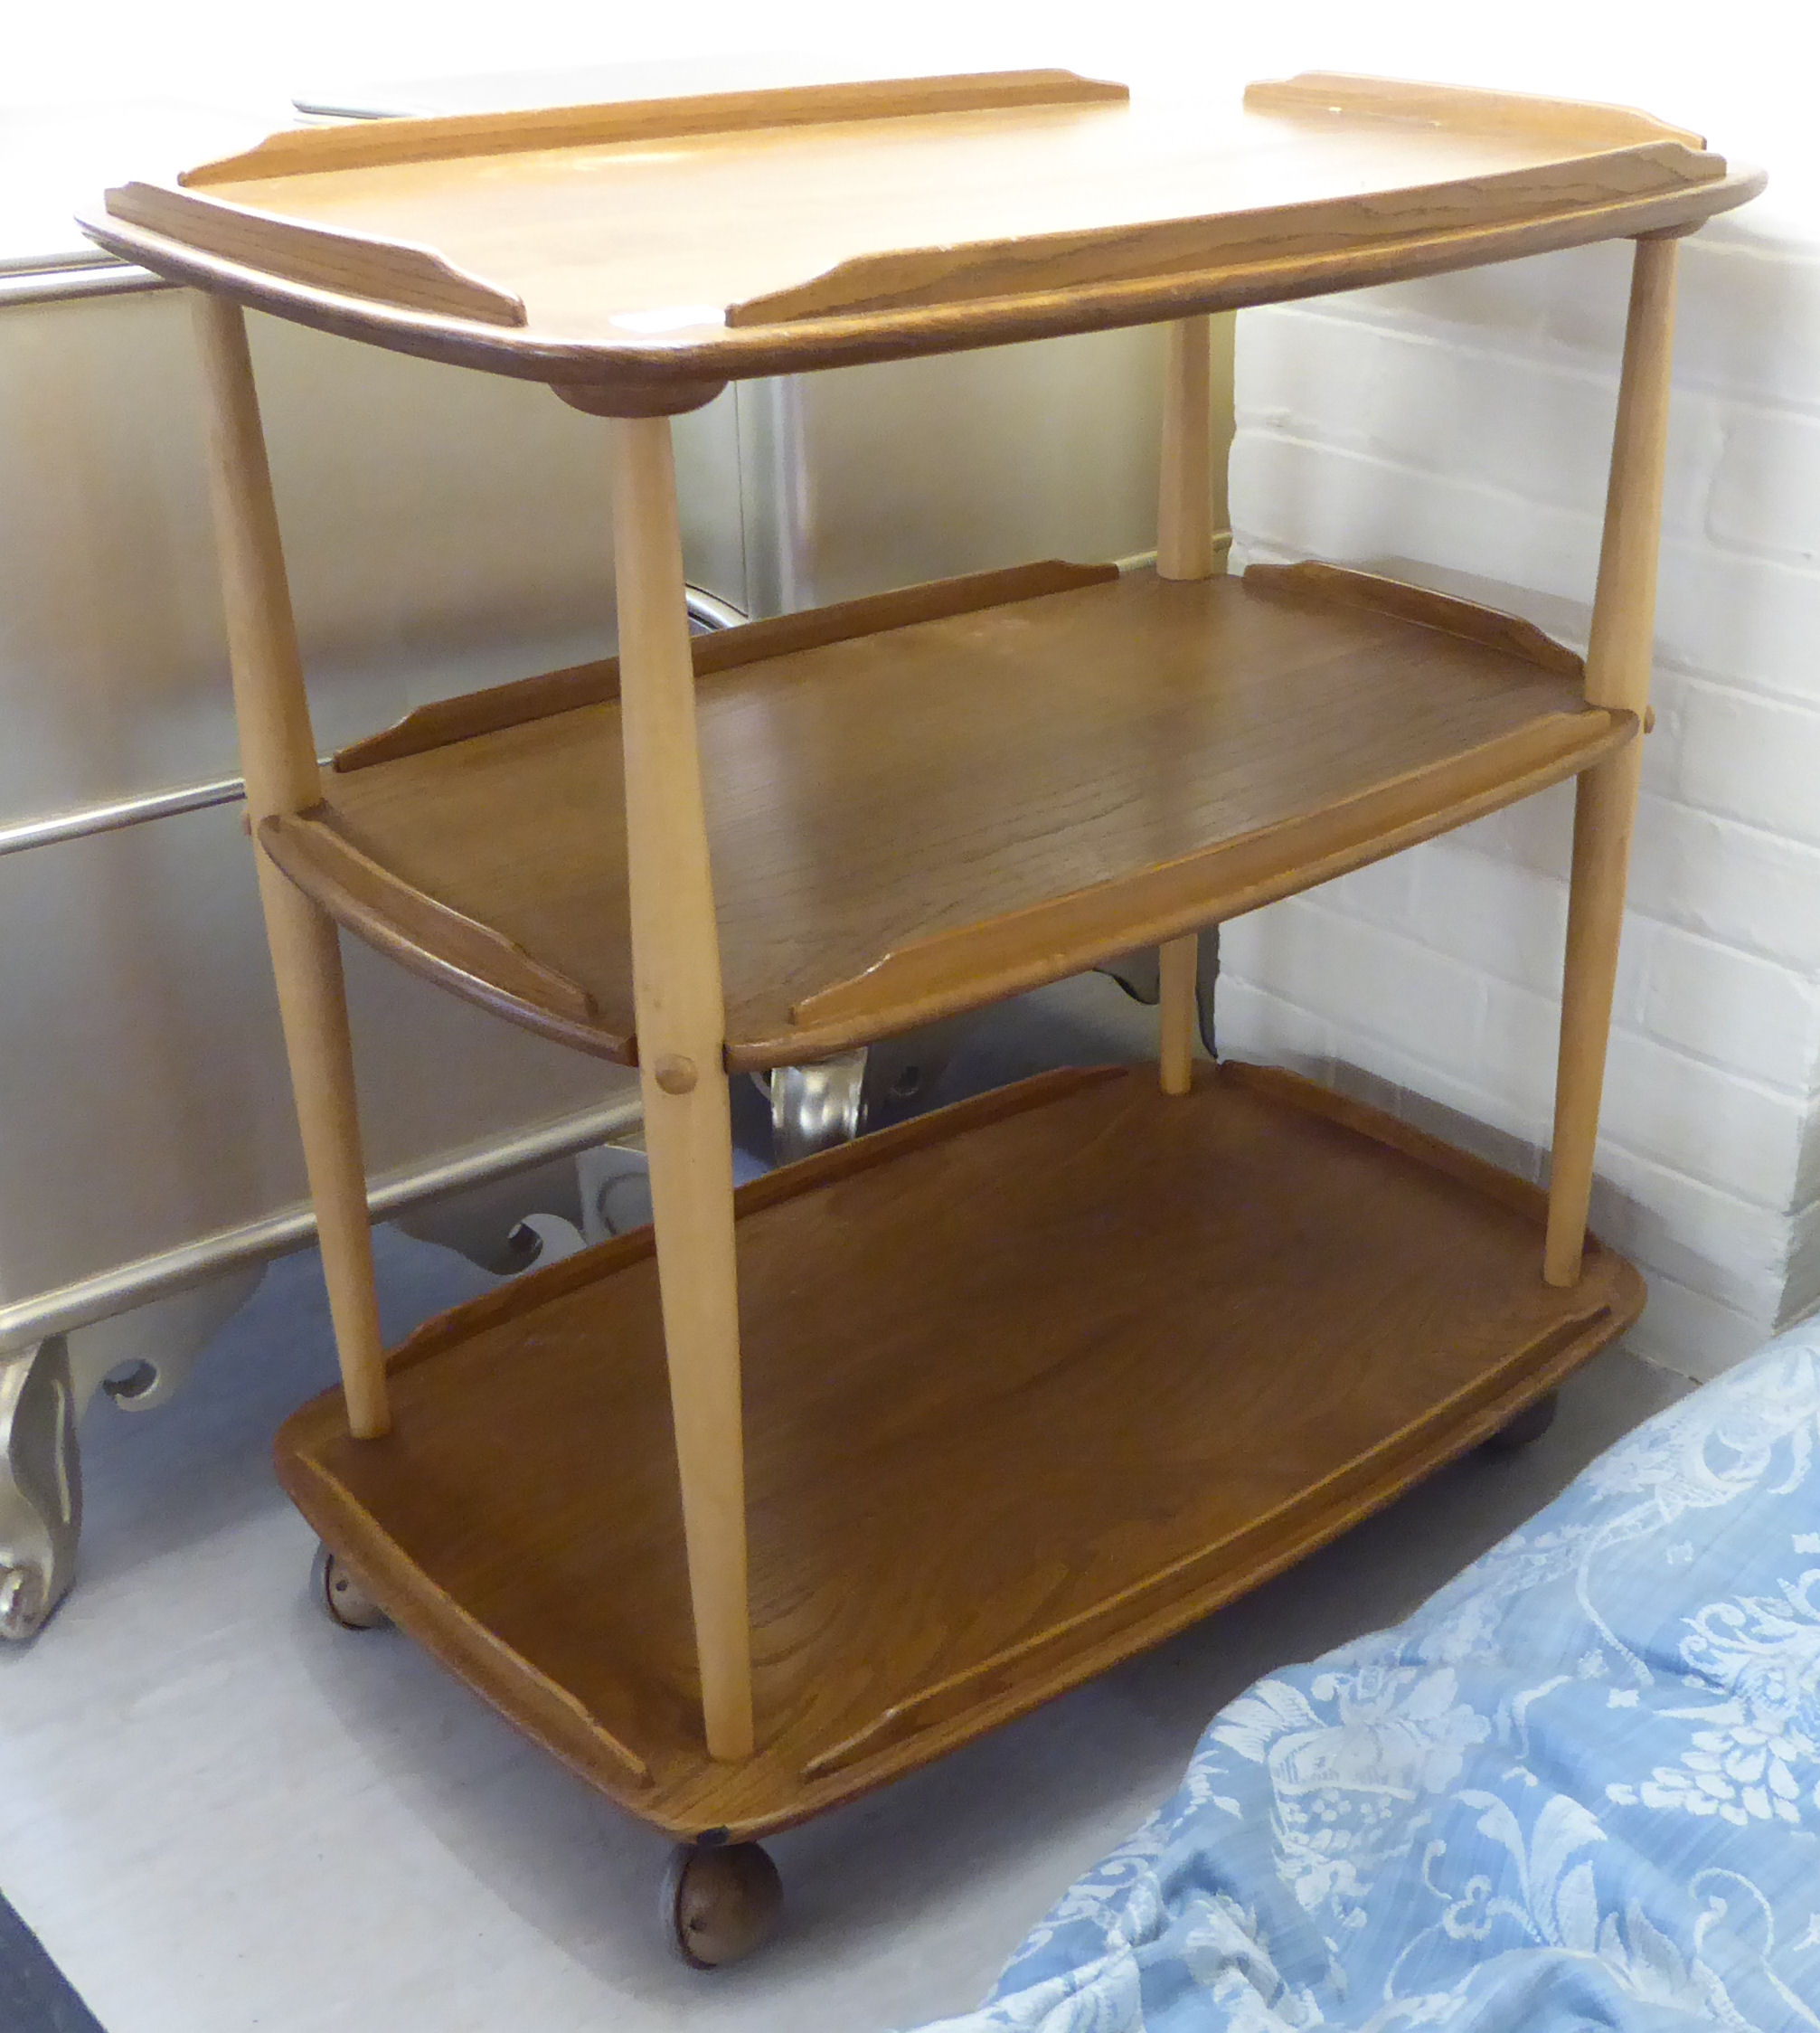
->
0;260;165;308
0;768;318;857
0;1092;643;1347
0;588;745;858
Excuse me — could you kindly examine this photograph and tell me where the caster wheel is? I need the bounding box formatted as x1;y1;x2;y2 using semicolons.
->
312;1543;390;1630
1482;1390;1560;1455
661;1840;782;1968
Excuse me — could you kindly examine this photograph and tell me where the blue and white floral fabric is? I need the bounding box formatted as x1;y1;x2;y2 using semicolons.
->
912;1323;1820;2030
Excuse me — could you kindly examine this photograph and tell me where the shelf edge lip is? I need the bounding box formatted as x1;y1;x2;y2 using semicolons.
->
103;180;529;327
1241;560;1584;678
179;71;1134;185
723;139;1728;327
269;559;1634;1078
273;1061;1646;1839
277;1458;655;1789
75;164;1765;392
331;558;1118;772
259;811;633;1065
281;1066;1122;1389
289;686;1627;1073
1241;72;1710;152
799;1299;1617;1784
746;707;1636;1071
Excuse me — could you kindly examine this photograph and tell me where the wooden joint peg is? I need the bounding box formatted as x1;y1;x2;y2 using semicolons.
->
192;292;390;1440
609;411;755;1764
1543;235;1680;1287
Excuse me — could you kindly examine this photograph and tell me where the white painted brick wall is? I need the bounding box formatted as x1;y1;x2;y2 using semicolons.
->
1225;220;1820;1379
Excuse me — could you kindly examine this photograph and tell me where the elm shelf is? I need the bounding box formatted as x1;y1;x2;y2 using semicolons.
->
276;1062;1643;1839
78;69;1761;410
262;560;1634;1070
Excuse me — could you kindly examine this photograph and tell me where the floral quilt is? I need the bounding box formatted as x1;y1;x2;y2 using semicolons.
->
910;1323;1820;2030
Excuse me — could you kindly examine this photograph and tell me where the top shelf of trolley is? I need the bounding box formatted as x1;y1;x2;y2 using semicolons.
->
79;70;1761;409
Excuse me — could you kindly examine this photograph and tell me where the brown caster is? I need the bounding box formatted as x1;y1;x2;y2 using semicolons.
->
1481;1389;1560;1455
661;1840;783;1968
311;1543;390;1630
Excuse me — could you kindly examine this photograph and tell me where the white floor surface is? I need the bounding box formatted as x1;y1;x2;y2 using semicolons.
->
0;1227;1692;2033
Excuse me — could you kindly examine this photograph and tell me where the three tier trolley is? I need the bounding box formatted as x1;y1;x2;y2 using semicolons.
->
83;68;1760;1964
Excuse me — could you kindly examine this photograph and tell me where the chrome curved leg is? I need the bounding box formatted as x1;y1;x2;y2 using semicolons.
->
769;1049;870;1164
0;1264;263;1641
63;1263;262;1417
768;1016;975;1165
1099;927;1221;1055
0;1335;80;1641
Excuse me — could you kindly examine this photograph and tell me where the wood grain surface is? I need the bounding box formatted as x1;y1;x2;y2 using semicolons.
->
330;560;1117;771
192;296;391;1439
79;73;1760;402
106;182;528;326
1241;73;1706;148
608;413;754;1762
266;565;1631;1069
181;71;1131;183
1244;562;1587;677
275;1061;1643;1839
259;811;599;1025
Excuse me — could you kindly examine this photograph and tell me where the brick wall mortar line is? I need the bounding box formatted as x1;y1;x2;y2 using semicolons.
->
1235;425;1820;596
1228;975;1800;1242
1226;969;1804;1224
1242;304;1820;434
1275;912;1820;1077
1437;785;1820;875
1239;295;1820;419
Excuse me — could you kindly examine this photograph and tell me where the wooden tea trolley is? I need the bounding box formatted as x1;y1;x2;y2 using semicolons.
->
84;71;1759;1963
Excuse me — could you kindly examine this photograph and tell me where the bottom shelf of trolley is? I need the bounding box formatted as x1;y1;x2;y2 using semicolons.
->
276;1059;1641;1839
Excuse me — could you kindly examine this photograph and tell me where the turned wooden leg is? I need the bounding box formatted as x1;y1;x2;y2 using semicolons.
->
1544;236;1680;1287
1158;934;1199;1094
609;413;754;1762
1158;315;1216;582
193;294;388;1437
1155;315;1218;1092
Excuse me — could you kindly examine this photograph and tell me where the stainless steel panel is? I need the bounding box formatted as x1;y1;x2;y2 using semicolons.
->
0;799;630;1305
1;272;1170;1320
0;286;746;1315
737;326;1166;615
0;288;745;824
